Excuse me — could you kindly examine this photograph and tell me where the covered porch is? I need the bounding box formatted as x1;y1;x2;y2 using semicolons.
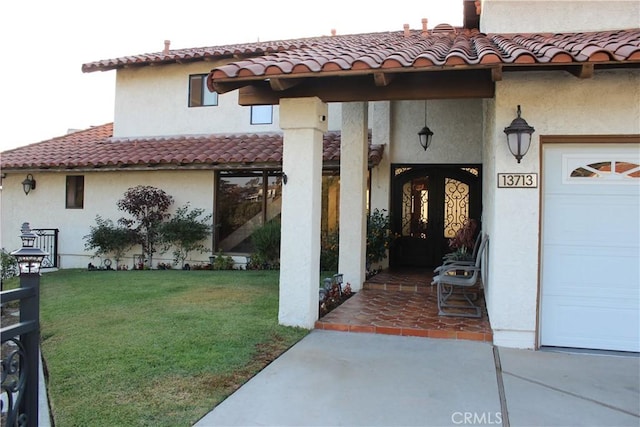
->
315;269;492;342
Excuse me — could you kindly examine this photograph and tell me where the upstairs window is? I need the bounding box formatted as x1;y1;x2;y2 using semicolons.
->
189;74;218;107
251;105;273;125
66;176;84;209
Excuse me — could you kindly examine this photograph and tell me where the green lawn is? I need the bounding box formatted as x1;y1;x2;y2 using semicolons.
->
32;269;308;426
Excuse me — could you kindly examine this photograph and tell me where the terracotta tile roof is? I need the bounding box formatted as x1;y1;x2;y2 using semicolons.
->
81;35;341;73
209;28;640;81
82;28;640;76
0;124;383;171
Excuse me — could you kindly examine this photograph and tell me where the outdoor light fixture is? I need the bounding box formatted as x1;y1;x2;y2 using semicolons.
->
503;105;535;163
11;222;48;274
21;174;36;195
418;100;434;151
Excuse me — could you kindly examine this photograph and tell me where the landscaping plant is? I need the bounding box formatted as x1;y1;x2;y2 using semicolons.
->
250;220;281;269
84;215;136;269
159;203;212;268
117;185;174;267
366;208;393;268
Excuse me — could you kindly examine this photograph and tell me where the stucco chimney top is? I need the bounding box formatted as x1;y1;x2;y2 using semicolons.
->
331;29;336;36
163;40;171;55
421;18;428;36
403;23;410;38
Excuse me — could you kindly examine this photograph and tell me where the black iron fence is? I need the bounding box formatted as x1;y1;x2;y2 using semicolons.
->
32;229;58;268
1;274;41;425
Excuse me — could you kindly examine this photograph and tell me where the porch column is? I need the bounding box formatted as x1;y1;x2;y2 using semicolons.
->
278;97;328;328
369;101;392;270
369;101;391;213
338;102;368;291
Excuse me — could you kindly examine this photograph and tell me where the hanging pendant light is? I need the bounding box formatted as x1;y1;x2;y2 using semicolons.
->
503;105;535;163
418;100;434;151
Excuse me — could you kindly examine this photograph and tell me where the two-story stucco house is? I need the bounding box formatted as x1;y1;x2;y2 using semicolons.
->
1;0;639;352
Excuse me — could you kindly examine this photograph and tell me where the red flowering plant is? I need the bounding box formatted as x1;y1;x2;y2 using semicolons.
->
447;219;478;261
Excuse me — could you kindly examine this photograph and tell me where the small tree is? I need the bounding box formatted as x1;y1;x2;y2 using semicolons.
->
117;185;174;268
84;216;136;269
159;203;212;268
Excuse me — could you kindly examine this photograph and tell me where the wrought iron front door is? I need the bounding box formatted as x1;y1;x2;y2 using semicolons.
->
390;165;481;268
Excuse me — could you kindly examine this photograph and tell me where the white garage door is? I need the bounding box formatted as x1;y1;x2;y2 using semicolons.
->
541;144;640;352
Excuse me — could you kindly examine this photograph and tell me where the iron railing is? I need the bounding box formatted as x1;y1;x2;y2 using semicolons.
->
32;229;58;268
1;274;41;426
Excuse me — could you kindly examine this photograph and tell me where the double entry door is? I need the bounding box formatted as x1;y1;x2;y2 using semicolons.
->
390;165;482;268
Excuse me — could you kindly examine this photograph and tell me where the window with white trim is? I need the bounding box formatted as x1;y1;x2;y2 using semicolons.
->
66;175;84;209
250;105;273;125
189;74;218;107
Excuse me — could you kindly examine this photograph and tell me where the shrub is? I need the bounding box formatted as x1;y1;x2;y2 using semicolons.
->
159;203;212;268
251;220;281;267
84;216;136;269
1;248;18;280
320;229;339;272
366;209;393;267
211;251;235;270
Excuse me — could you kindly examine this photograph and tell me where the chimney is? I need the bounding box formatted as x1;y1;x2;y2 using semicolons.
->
331;29;336;37
403;23;410;38
421;18;428;36
163;40;171;55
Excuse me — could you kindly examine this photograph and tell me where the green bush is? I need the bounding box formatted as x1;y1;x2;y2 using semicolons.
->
159;203;212;268
84;216;136;269
211;250;235;270
367;209;393;266
1;248;18;280
251;220;281;267
320;229;339;272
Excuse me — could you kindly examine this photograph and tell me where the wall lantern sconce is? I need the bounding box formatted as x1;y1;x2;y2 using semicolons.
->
503;105;535;163
11;222;48;274
418;100;434;151
22;174;36;195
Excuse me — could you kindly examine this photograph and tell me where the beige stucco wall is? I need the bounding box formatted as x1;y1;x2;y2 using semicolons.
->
1;170;215;269
390;99;484;165
113;62;278;138
480;0;640;33
484;69;640;348
113;63;344;139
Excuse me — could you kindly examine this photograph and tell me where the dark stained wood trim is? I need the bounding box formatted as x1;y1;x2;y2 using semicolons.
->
491;66;503;82
541;134;640;144
568;63;595;79
236;70;495;104
270;78;303;91
374;72;395;87
211;80;250;94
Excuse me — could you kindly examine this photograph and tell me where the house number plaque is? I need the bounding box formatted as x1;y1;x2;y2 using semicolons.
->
497;173;538;188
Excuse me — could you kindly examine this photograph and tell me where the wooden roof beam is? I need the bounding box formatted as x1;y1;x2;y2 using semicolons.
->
491;66;503;82
269;78;303;91
237;70;495;104
373;72;395;87
568;63;595;79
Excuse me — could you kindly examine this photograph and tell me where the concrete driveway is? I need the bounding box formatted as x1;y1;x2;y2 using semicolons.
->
194;330;640;427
